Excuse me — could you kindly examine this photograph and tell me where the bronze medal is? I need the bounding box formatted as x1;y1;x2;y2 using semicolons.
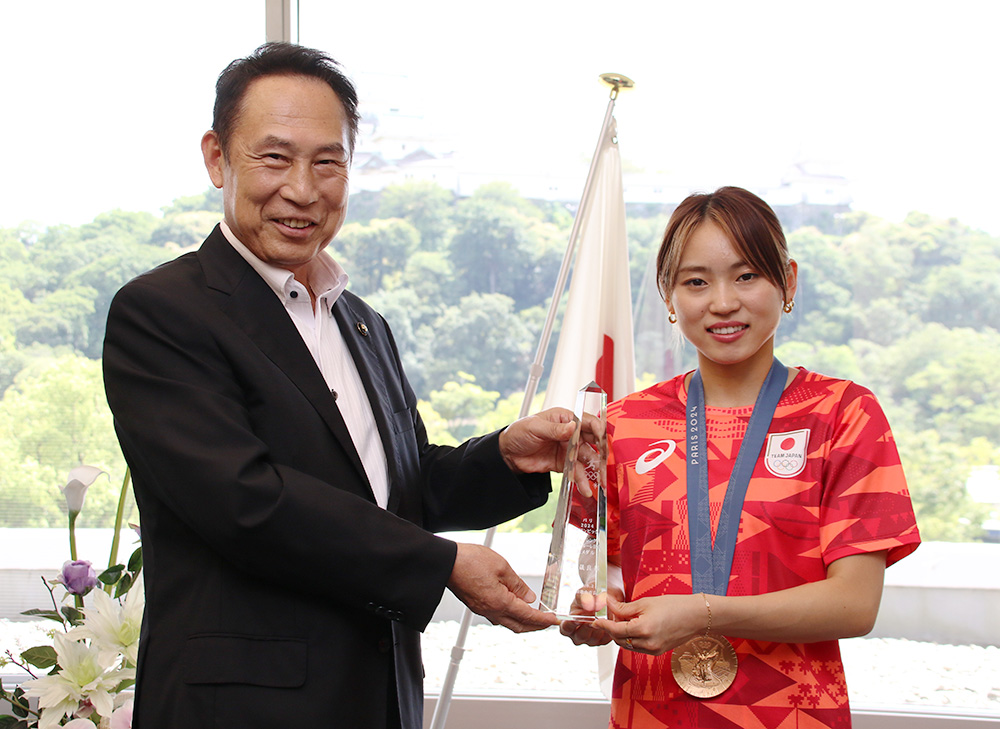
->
670;632;738;698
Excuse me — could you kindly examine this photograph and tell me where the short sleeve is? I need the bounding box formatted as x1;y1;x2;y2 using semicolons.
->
819;384;920;568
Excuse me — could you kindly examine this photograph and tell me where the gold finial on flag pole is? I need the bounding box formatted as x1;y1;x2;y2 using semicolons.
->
600;73;635;99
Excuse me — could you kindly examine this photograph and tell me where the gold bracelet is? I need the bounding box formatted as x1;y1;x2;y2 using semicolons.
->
701;592;712;635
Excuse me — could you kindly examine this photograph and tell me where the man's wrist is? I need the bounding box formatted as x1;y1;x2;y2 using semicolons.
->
497;426;520;473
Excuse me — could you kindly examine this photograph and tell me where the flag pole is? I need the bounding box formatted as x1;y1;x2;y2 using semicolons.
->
429;72;633;729
517;72;634;417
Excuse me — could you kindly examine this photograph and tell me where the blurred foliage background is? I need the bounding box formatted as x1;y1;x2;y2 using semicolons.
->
1;181;996;541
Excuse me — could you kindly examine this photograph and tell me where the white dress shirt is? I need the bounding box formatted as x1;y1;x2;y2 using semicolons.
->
220;222;391;508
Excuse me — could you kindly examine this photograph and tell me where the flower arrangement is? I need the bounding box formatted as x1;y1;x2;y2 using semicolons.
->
1;467;142;729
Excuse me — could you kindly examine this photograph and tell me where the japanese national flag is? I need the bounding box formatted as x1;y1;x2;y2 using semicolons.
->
542;117;636;412
540;117;636;700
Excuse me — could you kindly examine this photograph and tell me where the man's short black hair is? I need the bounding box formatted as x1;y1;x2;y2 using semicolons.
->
213;42;360;157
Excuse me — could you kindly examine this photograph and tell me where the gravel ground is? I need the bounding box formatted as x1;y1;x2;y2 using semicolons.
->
5;619;998;713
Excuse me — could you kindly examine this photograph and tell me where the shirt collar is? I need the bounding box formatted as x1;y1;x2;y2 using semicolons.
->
219;221;350;307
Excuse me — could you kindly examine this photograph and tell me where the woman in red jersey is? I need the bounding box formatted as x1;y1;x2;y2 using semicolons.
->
561;186;920;729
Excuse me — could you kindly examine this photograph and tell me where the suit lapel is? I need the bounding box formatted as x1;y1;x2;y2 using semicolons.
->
332;296;405;513
196;227;371;493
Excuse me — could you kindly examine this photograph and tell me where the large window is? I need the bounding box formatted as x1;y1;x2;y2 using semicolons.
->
0;1;259;524
293;0;1000;718
2;0;998;724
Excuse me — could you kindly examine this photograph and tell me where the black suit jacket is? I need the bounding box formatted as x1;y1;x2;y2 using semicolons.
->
103;226;549;728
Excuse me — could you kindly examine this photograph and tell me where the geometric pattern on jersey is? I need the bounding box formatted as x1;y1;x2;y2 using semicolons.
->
604;368;921;729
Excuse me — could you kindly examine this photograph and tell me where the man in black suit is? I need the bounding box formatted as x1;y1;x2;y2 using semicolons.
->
103;42;570;728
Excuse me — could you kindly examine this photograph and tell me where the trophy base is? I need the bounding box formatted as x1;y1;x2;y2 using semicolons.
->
546;612;599;623
539;588;608;623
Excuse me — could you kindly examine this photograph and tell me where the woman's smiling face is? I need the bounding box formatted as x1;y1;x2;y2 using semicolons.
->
669;220;795;371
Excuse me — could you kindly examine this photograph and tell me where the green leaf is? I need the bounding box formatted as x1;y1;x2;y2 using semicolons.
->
127;547;143;573
19;608;62;624
114;573;133;598
112;678;135;693
99;564;125;585
10;688;28;719
19;608;56;618
61;605;84;625
20;645;57;669
0;714;25;727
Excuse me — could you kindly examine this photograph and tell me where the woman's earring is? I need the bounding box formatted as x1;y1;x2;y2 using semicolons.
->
783;300;795;314
668;312;678;324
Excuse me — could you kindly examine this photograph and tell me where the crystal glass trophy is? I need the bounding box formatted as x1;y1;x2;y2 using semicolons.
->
539;382;608;621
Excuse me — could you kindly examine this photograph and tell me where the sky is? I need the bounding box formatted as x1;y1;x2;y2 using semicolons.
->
2;0;998;235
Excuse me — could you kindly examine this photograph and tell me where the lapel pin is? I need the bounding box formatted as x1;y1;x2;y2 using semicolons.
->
357;321;369;337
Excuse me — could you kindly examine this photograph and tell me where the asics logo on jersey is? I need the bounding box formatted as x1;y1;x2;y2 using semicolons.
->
635;439;677;474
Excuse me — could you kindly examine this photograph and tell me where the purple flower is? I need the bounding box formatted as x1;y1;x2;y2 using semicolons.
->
59;559;98;596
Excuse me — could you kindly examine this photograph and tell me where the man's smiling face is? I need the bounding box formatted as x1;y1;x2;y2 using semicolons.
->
202;73;351;281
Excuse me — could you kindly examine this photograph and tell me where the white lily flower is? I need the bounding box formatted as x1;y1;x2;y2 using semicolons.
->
61;465;106;515
69;573;144;666
21;633;134;729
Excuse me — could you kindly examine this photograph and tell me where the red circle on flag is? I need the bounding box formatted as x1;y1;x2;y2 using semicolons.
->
781;437;796;450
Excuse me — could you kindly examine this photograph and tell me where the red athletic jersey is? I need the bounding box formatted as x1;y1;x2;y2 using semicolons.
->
605;368;920;728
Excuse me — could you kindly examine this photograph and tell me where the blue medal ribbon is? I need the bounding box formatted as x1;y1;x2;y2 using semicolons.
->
686;358;787;596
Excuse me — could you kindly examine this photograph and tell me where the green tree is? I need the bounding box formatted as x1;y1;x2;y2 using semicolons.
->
414;399;459;447
0;283;30;393
472;181;544;217
0;353;127;527
344;189;383;225
378;180;454;251
0;457;64;527
398;250;457;310
774;342;861;382
0;226;36;292
14;285;97;352
785;227;854;346
895;430;990;542
515;218;569;312
65;245;173;357
922;248;1000;331
77;209;159;245
161;187;223;216
867;326;1000;443
626;213;669;300
424;293;533;395
448;187;541;302
427;375;499;440
337;218;420;295
0;336;22;397
365;288;430;396
27;210;159;295
896;211;967;275
149;210;219;249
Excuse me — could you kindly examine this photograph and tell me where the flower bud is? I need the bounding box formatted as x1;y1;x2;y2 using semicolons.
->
59;559;98;596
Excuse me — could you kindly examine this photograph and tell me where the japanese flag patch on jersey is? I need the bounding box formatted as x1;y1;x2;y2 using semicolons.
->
764;429;810;478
